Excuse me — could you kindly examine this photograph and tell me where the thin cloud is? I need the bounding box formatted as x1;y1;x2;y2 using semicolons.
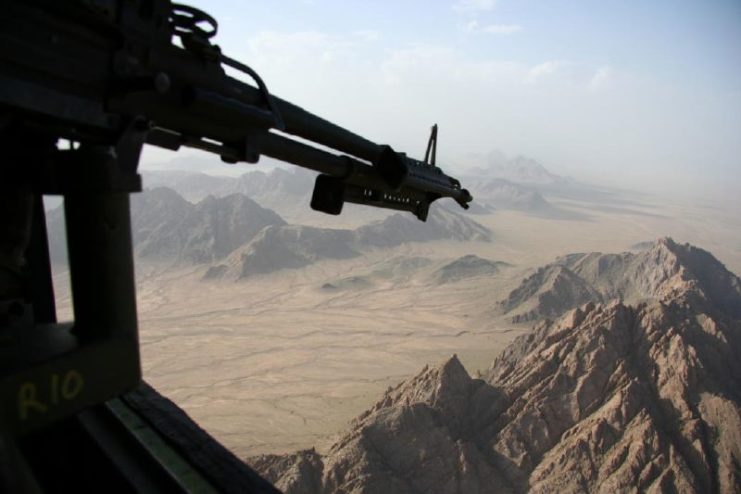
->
524;60;570;84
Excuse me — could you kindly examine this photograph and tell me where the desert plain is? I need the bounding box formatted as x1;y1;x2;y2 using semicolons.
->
51;177;741;461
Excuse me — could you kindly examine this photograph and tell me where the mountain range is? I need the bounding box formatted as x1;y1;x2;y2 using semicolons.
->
142;152;578;218
47;186;491;276
144;167;314;208
130;187;287;263
250;239;741;493
466;151;567;187
208;206;491;279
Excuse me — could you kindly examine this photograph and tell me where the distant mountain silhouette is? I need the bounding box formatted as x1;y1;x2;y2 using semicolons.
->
468;178;551;212
140;170;234;202
49;187;491;277
48;187;286;265
143;168;316;220
468;152;567;186
133;188;287;263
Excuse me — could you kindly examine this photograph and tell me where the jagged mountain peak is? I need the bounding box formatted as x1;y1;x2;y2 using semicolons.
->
646;238;741;317
127;187;287;263
467;151;564;186
360;355;473;418
140;185;192;203
250;450;323;494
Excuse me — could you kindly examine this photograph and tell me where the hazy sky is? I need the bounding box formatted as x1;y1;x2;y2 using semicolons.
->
143;0;741;198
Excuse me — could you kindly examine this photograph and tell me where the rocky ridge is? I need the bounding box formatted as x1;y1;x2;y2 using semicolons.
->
500;238;741;322
251;239;741;493
210;206;491;279
46;187;287;265
48;187;490;274
143;167;314;207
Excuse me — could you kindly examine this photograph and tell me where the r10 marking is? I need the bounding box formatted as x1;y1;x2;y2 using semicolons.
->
17;370;85;420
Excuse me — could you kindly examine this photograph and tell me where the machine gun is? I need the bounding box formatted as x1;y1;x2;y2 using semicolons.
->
0;0;472;491
1;1;471;220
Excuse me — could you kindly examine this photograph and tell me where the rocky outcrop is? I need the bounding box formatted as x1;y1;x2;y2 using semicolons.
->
250;449;324;494
252;239;741;493
320;256;432;291
432;255;510;284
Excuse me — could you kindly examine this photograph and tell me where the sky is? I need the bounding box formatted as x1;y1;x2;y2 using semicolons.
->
142;0;741;199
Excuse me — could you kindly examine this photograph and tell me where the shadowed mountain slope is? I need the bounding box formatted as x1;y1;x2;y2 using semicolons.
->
234;225;358;278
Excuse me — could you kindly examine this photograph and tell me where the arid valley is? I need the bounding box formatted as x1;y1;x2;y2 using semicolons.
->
49;157;741;492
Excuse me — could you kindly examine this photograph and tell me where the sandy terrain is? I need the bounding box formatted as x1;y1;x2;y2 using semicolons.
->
131;249;527;457
52;191;741;459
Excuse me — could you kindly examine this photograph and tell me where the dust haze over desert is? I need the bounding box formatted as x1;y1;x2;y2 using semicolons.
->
49;0;741;492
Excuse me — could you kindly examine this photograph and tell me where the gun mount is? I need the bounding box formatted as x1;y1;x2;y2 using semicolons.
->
0;1;472;491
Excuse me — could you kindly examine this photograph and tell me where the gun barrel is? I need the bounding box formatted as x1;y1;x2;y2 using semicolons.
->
272;98;383;164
